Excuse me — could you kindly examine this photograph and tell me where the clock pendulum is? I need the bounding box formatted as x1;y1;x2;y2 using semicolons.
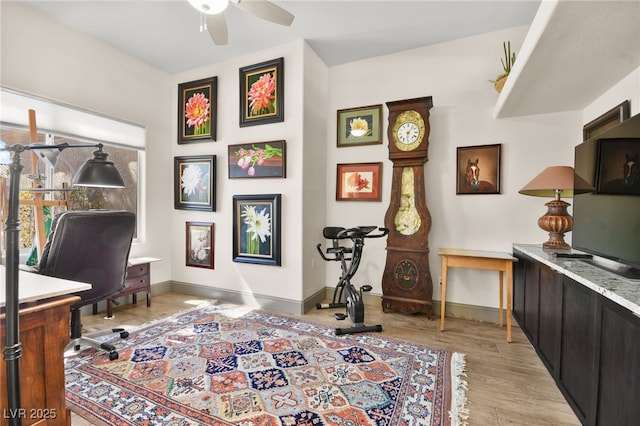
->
381;96;434;316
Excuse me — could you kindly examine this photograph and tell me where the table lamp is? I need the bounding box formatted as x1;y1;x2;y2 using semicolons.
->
519;166;594;250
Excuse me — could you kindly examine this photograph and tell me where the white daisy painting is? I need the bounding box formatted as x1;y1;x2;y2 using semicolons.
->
232;194;281;266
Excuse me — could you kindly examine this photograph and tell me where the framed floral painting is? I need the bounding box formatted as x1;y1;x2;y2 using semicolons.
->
178;76;217;144
337;104;383;147
336;162;382;201
174;155;216;211
186;221;214;269
228;140;286;178
239;57;284;127
232;194;281;266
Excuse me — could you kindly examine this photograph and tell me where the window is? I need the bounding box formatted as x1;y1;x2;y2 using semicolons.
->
0;87;145;261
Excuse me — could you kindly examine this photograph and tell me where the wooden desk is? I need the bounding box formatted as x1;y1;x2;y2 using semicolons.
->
1;266;91;426
438;248;518;342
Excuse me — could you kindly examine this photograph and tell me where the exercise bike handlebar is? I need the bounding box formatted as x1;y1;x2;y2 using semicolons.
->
336;226;389;240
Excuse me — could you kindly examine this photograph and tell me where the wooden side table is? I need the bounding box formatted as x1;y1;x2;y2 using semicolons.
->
438;248;518;342
93;257;160;318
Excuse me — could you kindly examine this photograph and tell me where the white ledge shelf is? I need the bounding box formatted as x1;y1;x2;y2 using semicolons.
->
494;0;640;119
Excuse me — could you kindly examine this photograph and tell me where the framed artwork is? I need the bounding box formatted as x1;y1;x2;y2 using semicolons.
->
583;100;630;141
186;221;214;269
337;104;383;147
336;162;383;201
232;194;282;266
178;76;217;144
456;144;501;194
239;57;284;127
174;155;216;211
228;140;286;179
595;138;640;195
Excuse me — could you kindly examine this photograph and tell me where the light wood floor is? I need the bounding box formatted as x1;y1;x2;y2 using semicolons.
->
72;292;580;426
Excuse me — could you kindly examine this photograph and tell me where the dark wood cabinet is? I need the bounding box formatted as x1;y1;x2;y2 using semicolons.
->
93;257;159;318
522;257;540;343
513;256;561;374
558;276;597;424
537;265;561;375
596;297;640;426
513;248;639;426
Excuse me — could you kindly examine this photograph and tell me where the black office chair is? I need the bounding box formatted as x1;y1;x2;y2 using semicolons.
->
33;210;136;360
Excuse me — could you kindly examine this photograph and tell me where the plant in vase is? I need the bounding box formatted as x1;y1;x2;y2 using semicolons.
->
493;41;516;93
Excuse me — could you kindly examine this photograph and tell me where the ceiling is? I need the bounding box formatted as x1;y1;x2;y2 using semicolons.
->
19;0;541;74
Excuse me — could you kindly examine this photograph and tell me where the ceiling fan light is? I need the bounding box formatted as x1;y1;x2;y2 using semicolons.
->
188;0;229;15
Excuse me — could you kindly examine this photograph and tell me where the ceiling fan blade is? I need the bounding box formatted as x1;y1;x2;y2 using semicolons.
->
232;0;294;26
206;13;228;45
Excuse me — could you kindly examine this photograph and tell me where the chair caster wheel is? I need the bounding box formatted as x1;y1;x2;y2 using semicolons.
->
120;331;129;339
335;313;347;320
108;352;119;361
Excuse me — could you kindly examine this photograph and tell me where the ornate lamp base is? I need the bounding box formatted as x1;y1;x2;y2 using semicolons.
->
538;199;572;250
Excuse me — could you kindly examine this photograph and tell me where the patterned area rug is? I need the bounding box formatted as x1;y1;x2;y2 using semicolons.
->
65;302;468;425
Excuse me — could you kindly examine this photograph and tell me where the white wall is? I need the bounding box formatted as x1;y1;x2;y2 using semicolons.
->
584;67;640;123
326;26;582;309
170;40;316;306
0;1;173;283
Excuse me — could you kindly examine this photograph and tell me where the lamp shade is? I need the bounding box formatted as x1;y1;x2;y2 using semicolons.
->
519;166;594;197
72;147;125;188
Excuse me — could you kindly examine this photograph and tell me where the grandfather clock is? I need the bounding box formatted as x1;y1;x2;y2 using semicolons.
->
381;96;433;316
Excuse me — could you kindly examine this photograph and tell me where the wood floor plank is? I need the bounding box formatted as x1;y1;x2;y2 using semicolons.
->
72;292;580;426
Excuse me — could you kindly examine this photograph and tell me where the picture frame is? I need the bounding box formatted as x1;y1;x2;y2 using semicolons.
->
178;76;217;144
174;155;216;211
456;144;501;194
595;138;640;195
337;104;383;147
228;140;286;179
232;194;282;266
239;57;284;127
336;162;383;201
583;100;630;141
186;221;214;269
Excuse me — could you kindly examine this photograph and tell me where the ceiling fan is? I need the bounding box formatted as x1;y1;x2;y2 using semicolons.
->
187;0;295;45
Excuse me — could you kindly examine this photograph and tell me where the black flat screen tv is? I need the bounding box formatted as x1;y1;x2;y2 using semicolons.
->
572;113;640;278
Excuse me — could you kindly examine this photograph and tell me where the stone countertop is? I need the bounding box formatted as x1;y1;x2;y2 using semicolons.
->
513;244;640;317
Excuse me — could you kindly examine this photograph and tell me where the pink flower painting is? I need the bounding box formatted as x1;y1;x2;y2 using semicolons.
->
184;92;210;135
248;72;276;116
240;58;284;127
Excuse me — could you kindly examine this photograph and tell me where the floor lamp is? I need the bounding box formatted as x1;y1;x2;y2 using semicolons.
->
1;141;124;426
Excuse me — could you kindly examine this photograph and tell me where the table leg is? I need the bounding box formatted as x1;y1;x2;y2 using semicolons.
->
506;263;512;343
499;270;504;327
440;257;448;332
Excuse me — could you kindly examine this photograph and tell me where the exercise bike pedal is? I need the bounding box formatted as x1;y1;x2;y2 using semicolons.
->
335;313;347;320
360;285;372;292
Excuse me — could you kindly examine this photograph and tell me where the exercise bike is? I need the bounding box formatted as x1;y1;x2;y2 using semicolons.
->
316;225;389;335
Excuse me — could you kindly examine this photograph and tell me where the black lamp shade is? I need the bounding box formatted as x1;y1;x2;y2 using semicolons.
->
72;148;125;188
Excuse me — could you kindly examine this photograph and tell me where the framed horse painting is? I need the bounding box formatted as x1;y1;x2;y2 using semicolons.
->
595;138;640;195
456;144;501;194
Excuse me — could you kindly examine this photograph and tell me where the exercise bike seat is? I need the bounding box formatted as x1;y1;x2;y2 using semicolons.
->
322;227;353;255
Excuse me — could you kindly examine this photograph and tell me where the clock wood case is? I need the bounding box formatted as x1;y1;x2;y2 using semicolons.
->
381;96;434;316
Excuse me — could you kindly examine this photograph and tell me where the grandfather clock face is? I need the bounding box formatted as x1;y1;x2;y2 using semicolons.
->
392;110;426;152
382;96;434;315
